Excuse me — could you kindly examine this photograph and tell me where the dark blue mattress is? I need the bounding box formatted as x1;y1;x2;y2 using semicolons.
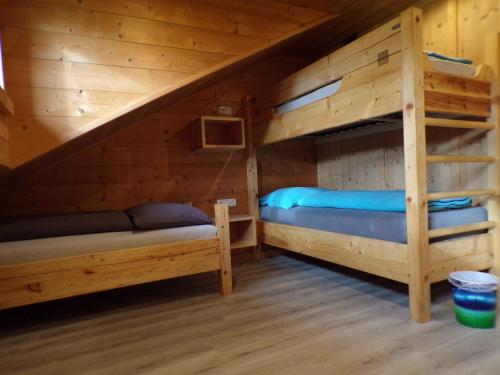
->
260;206;488;243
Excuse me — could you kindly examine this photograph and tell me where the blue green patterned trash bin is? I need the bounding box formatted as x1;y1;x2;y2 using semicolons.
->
448;271;499;329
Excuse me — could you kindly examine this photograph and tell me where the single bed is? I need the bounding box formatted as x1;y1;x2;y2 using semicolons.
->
0;204;232;310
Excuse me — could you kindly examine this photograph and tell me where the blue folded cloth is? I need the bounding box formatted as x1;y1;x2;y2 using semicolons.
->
428;197;473;211
424;50;473;65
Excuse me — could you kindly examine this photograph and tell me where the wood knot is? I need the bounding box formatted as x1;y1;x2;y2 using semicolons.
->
406;103;414;111
406;197;412;203
84;269;94;275
416;16;420;23
27;282;42;293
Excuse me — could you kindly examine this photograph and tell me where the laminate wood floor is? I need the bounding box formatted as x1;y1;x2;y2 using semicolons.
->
0;253;499;375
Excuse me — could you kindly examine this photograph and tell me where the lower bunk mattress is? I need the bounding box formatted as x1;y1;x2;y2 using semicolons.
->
260;206;487;243
0;225;217;265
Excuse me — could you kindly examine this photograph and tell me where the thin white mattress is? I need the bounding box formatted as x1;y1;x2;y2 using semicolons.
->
274;56;477;116
427;57;476;78
0;225;217;265
275;80;342;116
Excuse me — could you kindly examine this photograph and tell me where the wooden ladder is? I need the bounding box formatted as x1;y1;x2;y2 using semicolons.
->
424;117;498;240
402;12;499;324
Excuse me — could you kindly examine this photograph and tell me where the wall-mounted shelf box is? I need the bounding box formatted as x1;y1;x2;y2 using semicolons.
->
229;214;256;250
191;116;245;152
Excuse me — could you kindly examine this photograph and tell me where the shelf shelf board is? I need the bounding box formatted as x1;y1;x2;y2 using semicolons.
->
231;239;257;249
191;115;245;152
229;214;254;222
194;144;245;152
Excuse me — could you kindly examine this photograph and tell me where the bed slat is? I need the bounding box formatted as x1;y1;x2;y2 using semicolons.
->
428;221;496;239
427;189;496;200
426;155;496;163
425;117;495;130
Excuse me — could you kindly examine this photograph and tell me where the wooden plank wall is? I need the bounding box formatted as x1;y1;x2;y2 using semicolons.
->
0;0;327;167
257;139;318;196
317;127;489;191
0;57;306;217
317;0;499;191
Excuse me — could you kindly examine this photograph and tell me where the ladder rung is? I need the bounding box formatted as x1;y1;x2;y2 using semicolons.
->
427;155;496;163
428;221;496;239
427;189;497;200
425;117;495;130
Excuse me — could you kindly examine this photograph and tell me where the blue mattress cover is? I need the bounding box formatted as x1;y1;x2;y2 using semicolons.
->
260;206;487;243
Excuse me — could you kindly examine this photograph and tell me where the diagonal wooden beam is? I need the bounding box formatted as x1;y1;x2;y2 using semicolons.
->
5;13;337;178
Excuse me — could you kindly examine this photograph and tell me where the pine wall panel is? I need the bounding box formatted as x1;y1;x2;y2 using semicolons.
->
0;0;327;167
257;139;318;196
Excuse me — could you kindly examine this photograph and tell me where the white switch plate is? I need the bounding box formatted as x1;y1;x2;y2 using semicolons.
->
217;105;232;116
217;198;236;207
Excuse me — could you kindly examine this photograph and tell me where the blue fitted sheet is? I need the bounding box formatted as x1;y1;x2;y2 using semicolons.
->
260;206;488;243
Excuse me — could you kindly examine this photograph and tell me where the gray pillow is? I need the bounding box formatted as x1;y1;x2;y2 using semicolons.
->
126;203;211;230
0;211;133;242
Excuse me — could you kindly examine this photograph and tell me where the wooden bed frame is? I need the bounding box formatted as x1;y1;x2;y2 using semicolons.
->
0;204;232;310
250;7;500;322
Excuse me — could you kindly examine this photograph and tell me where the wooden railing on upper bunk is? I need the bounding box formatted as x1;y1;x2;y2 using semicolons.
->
424;62;491;118
253;12;493;147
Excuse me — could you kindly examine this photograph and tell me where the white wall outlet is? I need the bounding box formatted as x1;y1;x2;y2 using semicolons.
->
217;105;232;116
217;198;236;207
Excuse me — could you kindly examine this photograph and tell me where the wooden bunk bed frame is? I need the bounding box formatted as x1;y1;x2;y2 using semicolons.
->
250;7;500;322
0;204;232;310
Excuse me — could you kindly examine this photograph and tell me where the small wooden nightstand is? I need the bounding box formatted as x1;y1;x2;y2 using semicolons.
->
229;214;256;250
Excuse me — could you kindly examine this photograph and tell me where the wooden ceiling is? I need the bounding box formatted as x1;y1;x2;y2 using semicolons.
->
279;0;431;57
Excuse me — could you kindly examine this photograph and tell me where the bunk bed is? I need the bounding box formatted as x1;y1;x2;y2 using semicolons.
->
0;204;232;310
250;7;500;322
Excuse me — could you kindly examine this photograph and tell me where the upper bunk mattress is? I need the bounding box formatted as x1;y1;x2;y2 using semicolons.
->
260;206;487;243
0;225;217;265
427;58;476;78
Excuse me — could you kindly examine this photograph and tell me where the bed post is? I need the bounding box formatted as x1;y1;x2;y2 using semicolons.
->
244;96;262;260
485;33;500;275
401;7;431;323
214;204;232;295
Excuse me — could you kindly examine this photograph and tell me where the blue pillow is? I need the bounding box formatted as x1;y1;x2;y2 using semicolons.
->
259;187;329;209
297;190;407;212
